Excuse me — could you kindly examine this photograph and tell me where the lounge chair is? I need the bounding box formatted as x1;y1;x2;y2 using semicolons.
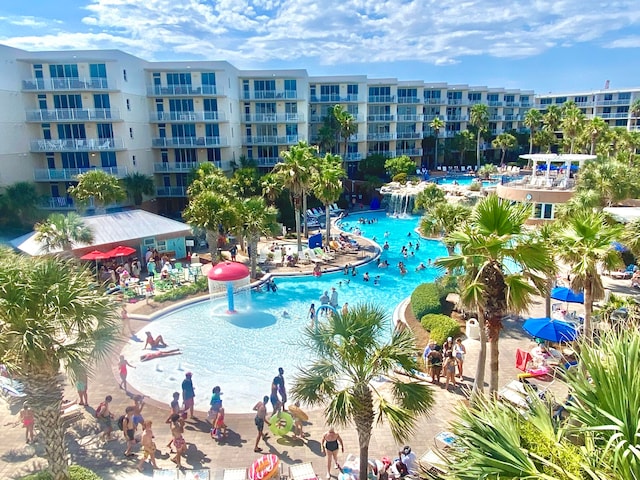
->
314;247;334;262
258;250;268;265
271;249;284;267
289;462;318;480
223;468;248;480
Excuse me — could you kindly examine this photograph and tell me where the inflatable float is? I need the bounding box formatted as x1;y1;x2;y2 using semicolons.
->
269;412;293;436
288;405;309;423
249;454;279;480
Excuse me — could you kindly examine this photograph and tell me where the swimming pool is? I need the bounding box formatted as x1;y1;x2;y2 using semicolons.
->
122;211;448;413
436;176;498;187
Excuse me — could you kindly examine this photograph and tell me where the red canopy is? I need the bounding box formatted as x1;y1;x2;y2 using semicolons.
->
80;249;107;260
105;245;136;258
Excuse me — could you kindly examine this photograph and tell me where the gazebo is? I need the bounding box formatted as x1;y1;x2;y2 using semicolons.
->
520;153;596;185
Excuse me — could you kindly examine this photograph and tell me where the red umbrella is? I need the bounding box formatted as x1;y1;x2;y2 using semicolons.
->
80;249;107;274
105;246;136;258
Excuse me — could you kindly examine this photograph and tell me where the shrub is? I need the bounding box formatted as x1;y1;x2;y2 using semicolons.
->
21;466;102;480
468;180;482;191
410;283;442;318
392;173;407;184
154;276;208;303
420;314;460;345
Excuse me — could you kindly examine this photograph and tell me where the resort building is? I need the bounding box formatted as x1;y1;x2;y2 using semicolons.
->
535;87;640;130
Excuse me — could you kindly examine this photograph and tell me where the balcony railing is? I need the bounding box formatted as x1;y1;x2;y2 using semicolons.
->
446;98;467;105
147;84;222;96
344;152;363;161
490;115;504;121
151;136;228;148
154;162;204;173
504;114;521;121
367;132;397;141
397;114;424;122
30;138;125;152
156;186;187;197
22;77;113;91
446;115;468;122
34;166;128;182
39;196;77;210
367;150;396;158
149;111;226;122
488;101;503;107
425;98;444;104
243;135;301;145
397;96;422;104
310;94;362;103
243;113;305;123
504;101;520;107
396;132;422;140
397;148;423;156
368;95;396;103
242;90;300;100
26;108;121;122
367;114;395;122
598;99;630;106
599;112;629;119
256;157;281;167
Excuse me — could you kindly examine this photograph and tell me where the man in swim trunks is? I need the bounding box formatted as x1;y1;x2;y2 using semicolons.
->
253;395;270;452
182;372;195;419
123;406;137;457
270;377;282;415
277;367;287;411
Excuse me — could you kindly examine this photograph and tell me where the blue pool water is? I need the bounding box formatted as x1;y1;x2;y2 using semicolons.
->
436;176;498;187
123;211;448;412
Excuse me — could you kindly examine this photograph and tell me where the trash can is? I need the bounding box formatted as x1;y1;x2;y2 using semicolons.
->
466;318;480;340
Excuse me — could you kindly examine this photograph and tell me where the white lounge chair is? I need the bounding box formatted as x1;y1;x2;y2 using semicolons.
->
289;462;318;480
271;249;284;266
258;250;268;265
223;468;247;480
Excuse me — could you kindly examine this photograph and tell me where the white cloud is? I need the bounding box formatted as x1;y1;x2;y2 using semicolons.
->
1;0;639;67
0;15;61;28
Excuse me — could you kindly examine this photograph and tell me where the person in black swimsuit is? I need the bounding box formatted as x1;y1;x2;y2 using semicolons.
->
321;427;344;479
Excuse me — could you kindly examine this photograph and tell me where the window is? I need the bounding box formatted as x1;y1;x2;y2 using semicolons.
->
504;95;515;103
126;99;131;111
94;94;110;109
205;124;219;137
468;92;481;102
320;85;339;99
42;123;52;140
286;124;298;136
604;94;613;101
398;88;417;99
203;98;218;112
574;96;588;103
57;123;86;139
310;85;316;101
155;99;164;113
100;151;117;167
285;102;297;114
347;84;358;95
46;153;55;169
49;64;78;78
255;102;276;114
61;152;89;168
424;90;441;100
284;79;297;96
169;99;194;112
171;124;196;137
129;128;134;138
53;95;82;109
167;73;192;85
207;148;221;162
33;64;43;78
123;69;127;81
487;93;499;102
96;123;113;139
615;119;627;126
89;64;107;79
618;92;631;101
555;96;567;104
161;149;169;163
174;150;197;163
616;106;629;113
540;98;552;105
132;155;136;166
202;73;216;85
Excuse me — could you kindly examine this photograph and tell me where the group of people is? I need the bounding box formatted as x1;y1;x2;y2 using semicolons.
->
423;337;467;391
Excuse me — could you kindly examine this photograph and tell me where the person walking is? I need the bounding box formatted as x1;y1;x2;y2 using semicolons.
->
166;392;181;451
453;337;467;378
443;351;457;391
321;427;344;479
168;413;187;468
329;287;338;308
277;367;287;411
309;303;316;328
118;355;135;391
123;405;137;457
182;372;196;419
137;420;158;471
95;395;114;442
122;305;134;336
270;376;283;415
76;370;88;406
19;402;35;444
253;395;271;452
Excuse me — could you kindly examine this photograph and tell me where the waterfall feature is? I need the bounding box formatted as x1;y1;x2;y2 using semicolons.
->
384;189;419;217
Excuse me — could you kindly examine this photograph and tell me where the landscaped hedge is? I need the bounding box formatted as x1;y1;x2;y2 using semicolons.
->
20;465;102;480
410;283;443;318
153;276;208;303
421;314;460;345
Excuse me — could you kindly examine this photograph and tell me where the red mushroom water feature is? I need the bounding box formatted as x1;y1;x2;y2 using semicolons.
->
207;262;250;313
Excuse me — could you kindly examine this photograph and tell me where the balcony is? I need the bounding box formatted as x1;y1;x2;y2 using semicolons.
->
504;114;521;121
446;99;467;106
446;115;468;122
396;132;422;140
156;186;187;197
598;99;630;106
368;95;396;103
256;157;281;167
367;150;396;158
310;94;362;103
149;111;227;122
425;98;444;104
367;114;395;122
490;115;504;121
521;103;532;108
344;152;363;161
397;148;423;156
242;90;301;100
151;136;228;148
147;84;222;96
243;135;301;145
397;114;424;122
34;166;128;182
504;102;520;107
154;162;204;173
397;96;422;104
39;196;77;210
22;77;114;91
367;132;397;141
488;101;503;107
30;138;125;152
243;113;305;123
26;108;122;122
599;112;629;119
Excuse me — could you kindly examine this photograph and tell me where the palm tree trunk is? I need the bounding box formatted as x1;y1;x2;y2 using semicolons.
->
488;316;501;394
476;131;481;170
303;194;309;239
206;230;218;260
325;204;331;243
354;387;374;480
24;371;70;480
434;134;438;171
584;282;593;339
470;308;487;404
544;276;553;319
249;233;258;279
529;130;534;155
294;198;302;253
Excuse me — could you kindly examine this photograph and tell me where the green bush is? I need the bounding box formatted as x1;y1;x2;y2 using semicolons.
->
410;283;442;318
154;276;208;303
392;173;408;184
20;465;102;480
468;180;482;191
420;314;460;345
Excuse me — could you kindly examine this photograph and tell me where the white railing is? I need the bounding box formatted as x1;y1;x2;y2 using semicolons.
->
22;77;113;91
396;132;423;139
368;95;396;103
147;84;222;96
149;111;226;122
242;90;300;100
397;148;423;156
151;136;228;147
34;166;128;181
243;113;305;123
397;114;424;122
26;108;121;122
367;114;395;122
367;132;397;140
310;94;362;102
243;135;301;145
344;152;363;161
30;138;125;152
154;162;204;172
397;96;422;104
156;186;187;197
256;157;281;166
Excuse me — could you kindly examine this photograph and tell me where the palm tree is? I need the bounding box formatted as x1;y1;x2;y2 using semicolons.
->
453;130;476;167
122;172;155;206
0;181;42;227
534;129;556;153
560;105;585;154
333;104;357;160
469;104;489;169
291;304;434;480
312;153;345;241
630;98;640;130
272;142;315;253
419;202;471;255
67;169;126;213
237;197;278;278
554;211;623;338
435;195;554;396
543;105;562;133
523;109;542;155
0;249;120;480
429;116;445;170
414;183;446;211
491;132;517;165
261;173;283;206
34;212;94;254
586;116;609;155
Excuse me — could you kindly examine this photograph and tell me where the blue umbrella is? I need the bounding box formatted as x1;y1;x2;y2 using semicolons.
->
550;286;584;304
523;317;579;342
611;241;628;252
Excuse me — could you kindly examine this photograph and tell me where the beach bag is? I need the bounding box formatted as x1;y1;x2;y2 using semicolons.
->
117;415;126;431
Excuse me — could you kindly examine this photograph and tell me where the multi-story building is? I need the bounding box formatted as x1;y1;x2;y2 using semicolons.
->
536;88;640;129
0;43;596;216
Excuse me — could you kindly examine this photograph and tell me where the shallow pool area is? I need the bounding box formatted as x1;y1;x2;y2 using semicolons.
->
123;211;448;413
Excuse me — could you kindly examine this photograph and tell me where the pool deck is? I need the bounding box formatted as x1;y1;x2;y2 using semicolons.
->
1;221;634;479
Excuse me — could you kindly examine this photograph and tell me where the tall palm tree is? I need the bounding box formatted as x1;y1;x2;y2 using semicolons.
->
586;116;609;155
435;195;554;396
122;172;155;206
419;202;471;255
272;142;315;252
0;181;42;227
260;173;282;206
523;109;542;155
0;249;120;480
237;197;278;278
453;130;476;167
429;116;445;170
333;104;357;160
67;169;126;213
469;104;489;169
491;132;517;165
554;211;623;338
630;98;640;130
34;212;94;254
542;105;562;141
291;304;434;480
561;105;585;154
312;153;345;241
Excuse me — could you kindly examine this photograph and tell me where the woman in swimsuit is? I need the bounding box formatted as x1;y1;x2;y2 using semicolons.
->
20;402;35;443
321;427;344;479
118;355;135;391
169;413;186;468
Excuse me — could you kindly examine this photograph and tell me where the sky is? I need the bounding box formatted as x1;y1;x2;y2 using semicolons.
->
1;0;639;94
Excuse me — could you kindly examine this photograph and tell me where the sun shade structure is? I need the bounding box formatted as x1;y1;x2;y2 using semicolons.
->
523;317;579;342
550;286;584;304
104;245;136;258
208;262;250;313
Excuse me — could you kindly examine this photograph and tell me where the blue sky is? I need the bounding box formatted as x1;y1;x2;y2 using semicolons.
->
1;0;639;93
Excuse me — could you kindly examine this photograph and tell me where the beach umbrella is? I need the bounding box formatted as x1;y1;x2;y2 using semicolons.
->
105;245;136;259
80;249;106;273
523;317;579;342
550;286;584;304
